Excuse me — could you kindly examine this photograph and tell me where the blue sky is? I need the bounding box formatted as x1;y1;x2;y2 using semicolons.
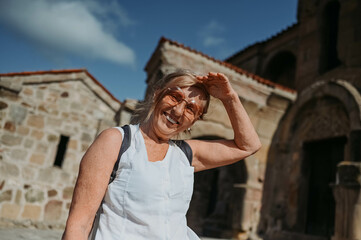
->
0;0;298;101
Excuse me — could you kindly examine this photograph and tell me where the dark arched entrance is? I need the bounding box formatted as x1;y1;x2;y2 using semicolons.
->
263;51;296;89
186;135;248;238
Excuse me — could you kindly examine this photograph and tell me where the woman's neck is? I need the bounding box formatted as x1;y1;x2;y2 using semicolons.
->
139;121;169;144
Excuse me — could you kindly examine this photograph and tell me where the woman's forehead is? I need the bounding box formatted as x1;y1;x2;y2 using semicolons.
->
180;86;208;102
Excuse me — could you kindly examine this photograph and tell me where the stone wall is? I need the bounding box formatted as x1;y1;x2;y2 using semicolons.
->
0;71;120;228
227;0;361;93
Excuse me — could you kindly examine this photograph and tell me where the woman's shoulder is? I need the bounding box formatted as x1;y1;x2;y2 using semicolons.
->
96;127;123;143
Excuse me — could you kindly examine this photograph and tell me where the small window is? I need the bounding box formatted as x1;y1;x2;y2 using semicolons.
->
54;135;69;167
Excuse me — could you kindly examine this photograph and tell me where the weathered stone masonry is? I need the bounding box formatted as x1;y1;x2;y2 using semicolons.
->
0;69;121;228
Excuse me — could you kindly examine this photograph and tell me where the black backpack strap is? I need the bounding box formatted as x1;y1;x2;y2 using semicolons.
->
109;125;131;183
172;140;193;166
89;125;131;240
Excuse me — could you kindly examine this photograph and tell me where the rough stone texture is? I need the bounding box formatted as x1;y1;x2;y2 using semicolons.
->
21;204;41;221
0;190;12;202
62;187;73;200
0;203;20;220
44;200;62;222
0;70;120;228
25;189;44;203
228;0;361;239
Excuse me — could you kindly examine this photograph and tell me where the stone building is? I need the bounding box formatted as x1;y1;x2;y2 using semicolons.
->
1;1;360;240
0;69;124;228
144;38;296;239
225;0;361;240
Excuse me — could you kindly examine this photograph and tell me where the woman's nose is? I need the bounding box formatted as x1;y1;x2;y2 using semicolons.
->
172;101;186;116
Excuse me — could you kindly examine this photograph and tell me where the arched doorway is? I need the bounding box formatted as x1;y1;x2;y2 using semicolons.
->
259;80;361;239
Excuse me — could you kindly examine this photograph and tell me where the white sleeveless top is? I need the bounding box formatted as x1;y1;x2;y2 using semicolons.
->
95;124;200;240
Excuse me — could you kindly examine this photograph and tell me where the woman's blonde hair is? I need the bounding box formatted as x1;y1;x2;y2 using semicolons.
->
131;69;210;124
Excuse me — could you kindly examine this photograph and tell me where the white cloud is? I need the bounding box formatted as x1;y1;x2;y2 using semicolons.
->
204;36;225;47
0;0;136;66
199;20;226;48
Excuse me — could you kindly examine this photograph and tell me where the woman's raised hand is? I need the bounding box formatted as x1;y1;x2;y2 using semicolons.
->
197;72;236;102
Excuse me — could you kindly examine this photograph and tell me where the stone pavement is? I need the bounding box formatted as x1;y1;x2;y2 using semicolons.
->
0;227;229;240
0;227;63;240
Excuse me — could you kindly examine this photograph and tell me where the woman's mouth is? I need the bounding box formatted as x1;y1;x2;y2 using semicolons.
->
164;113;178;124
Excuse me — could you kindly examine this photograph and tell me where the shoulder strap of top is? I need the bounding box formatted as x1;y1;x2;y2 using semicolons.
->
172;140;193;166
109;125;131;184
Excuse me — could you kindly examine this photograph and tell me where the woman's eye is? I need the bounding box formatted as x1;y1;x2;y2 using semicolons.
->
186;104;197;114
169;94;178;102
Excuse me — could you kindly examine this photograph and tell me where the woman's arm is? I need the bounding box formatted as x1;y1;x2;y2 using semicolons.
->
62;128;122;240
189;72;261;172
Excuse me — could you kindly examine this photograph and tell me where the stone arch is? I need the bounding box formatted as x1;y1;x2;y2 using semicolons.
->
259;80;361;238
263;51;297;89
279;80;361;143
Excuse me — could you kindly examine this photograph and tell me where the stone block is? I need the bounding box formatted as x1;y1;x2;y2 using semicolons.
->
17;126;30;136
1;134;22;146
68;139;78;150
9;105;27;124
10;148;28;161
25;189;44;203
36;143;48;154
81;143;89;152
62;187;74;200
81;133;93;142
48;189;57;197
21;204;41;221
31;129;44;140
44;200;62;221
4;121;16;132
1;203;20;220
0;190;12;202
36;90;44;100
22;87;33;96
27;115;44;129
0;162;20;178
23;138;34;148
47;117;62;128
71;102;83;111
29;153;45;165
0;101;8;110
21;166;36;180
61;112;69;118
37;168;58;183
47;134;59;142
38;105;48;113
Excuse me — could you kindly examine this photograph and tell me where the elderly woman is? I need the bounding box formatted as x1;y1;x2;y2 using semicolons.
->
62;70;261;240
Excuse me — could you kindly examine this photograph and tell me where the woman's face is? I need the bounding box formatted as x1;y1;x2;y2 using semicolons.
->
151;83;208;140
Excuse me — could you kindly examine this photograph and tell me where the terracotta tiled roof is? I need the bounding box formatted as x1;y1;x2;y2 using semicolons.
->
0;69;121;103
158;37;296;94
